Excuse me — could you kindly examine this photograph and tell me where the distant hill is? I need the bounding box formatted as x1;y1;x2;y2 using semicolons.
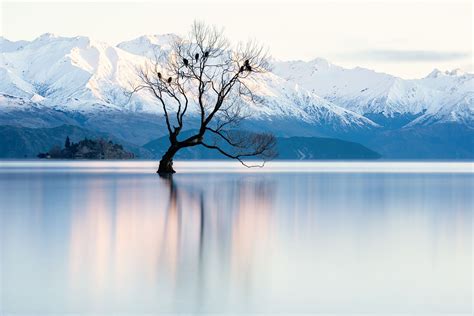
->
0;125;152;158
3;124;438;161
276;137;380;159
38;137;135;160
364;123;474;159
143;133;381;160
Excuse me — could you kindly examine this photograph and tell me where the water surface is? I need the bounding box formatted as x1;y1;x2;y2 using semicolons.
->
0;161;472;314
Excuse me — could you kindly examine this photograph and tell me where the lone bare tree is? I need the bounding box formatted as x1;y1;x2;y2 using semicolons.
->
132;22;277;174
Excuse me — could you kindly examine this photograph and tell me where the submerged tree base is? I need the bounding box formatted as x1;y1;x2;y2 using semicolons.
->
157;158;176;175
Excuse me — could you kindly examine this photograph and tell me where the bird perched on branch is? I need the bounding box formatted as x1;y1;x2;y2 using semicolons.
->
195;53;199;61
239;66;244;73
183;58;189;66
167;77;172;83
204;51;209;58
244;60;252;71
158;72;162;79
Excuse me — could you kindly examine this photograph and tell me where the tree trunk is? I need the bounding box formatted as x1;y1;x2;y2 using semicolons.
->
157;145;179;175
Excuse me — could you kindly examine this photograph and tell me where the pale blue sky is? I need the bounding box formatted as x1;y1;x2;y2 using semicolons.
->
1;0;472;78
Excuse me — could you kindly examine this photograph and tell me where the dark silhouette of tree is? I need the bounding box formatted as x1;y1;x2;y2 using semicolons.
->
65;136;71;149
132;22;277;174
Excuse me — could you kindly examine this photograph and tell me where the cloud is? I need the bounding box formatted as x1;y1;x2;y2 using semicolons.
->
343;49;471;62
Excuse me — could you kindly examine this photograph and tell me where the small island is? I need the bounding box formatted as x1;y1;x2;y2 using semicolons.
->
37;136;134;159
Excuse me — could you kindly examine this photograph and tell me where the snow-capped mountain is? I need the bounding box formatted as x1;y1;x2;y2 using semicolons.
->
0;33;472;158
0;37;29;53
0;67;37;98
419;68;473;95
408;69;474;126
117;34;179;59
273;59;473;127
0;33;156;112
0;33;377;132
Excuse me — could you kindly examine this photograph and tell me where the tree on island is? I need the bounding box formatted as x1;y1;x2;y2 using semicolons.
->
131;22;277;174
37;137;134;160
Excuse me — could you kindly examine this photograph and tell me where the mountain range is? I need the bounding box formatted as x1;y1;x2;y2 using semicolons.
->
0;33;472;159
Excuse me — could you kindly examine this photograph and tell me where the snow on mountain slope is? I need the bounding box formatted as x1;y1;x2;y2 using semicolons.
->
1;34;471;158
0;37;29;53
0;66;37;98
0;34;378;132
407;92;473;126
239;71;378;129
403;69;474;126
273;59;447;118
420;68;473;95
0;94;37;110
0;33;157;112
117;34;180;59
2;33;470;131
118;36;377;129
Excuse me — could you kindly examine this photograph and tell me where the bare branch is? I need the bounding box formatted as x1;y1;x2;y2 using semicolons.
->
201;132;277;168
129;21;276;173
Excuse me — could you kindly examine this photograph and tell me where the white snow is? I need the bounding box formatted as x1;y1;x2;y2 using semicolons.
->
117;34;180;59
0;37;29;53
275;60;436;115
0;33;472;129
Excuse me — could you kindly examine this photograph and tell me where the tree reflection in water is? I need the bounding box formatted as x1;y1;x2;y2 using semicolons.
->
4;170;469;313
157;174;276;311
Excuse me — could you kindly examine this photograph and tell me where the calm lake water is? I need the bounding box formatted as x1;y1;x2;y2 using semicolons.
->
0;161;472;315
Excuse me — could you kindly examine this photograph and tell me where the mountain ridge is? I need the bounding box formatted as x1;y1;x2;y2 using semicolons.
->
1;33;471;128
1;33;472;159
